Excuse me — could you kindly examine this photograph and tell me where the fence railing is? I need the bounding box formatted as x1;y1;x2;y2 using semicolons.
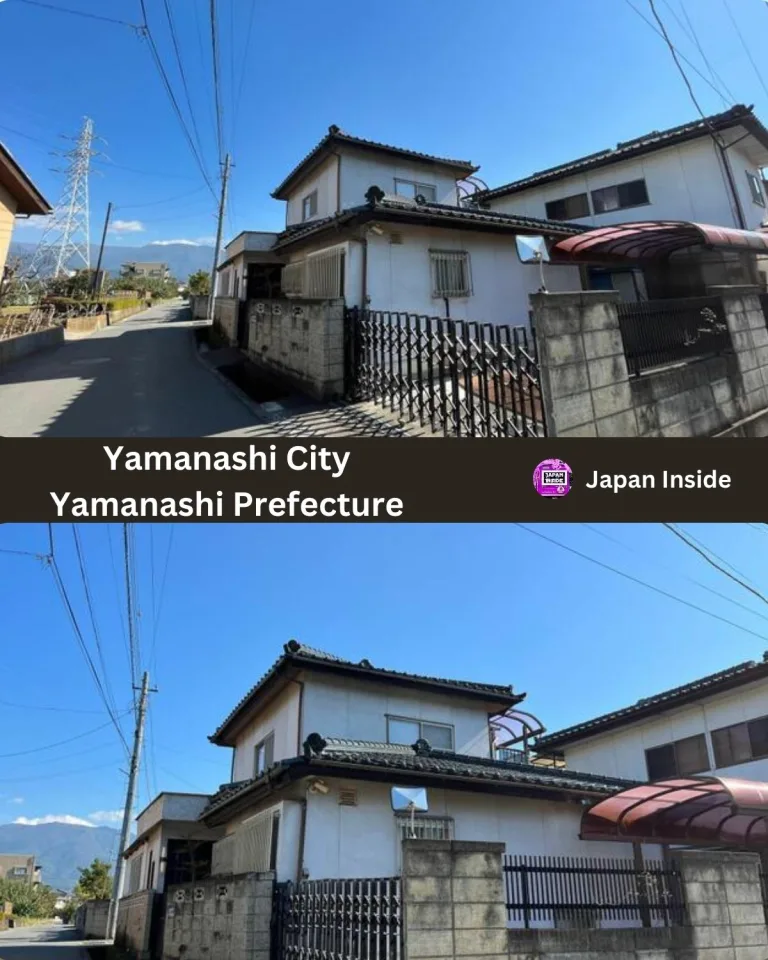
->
344;308;545;437
504;855;686;929
616;296;731;376
274;878;402;960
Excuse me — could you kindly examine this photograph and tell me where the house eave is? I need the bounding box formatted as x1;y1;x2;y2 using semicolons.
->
0;142;51;216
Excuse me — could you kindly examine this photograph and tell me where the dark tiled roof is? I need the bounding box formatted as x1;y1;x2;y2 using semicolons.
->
272;126;478;200
538;655;768;751
472;105;768;202
200;738;634;820
273;198;585;251
209;641;522;745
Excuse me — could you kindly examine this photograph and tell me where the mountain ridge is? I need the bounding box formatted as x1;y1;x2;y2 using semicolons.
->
8;241;215;281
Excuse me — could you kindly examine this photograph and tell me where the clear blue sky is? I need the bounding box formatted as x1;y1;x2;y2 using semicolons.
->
2;0;768;252
1;523;767;830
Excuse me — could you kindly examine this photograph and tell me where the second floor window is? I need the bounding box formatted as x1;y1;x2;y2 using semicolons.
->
711;715;768;768
430;250;472;298
302;191;318;222
645;733;709;780
11;867;27;877
387;716;454;750
254;732;275;777
545;192;590;221
395;179;437;202
746;171;765;207
591;178;649;214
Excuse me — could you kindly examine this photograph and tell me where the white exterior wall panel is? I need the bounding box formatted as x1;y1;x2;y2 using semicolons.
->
232;682;301;781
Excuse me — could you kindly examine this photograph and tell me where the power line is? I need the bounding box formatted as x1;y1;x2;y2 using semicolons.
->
0;697;107;714
0;714;130;759
233;0;258;142
123;523;140;709
161;0;209;171
11;0;140;29
667;0;737;105
48;524;131;756
209;0;226;165
719;0;768;103
0;759;125;785
514;524;768;644
663;523;768;608
138;0;218;202
115;186;206;210
149;525;175;676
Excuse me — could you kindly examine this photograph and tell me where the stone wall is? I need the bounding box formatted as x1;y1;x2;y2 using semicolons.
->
162;871;273;960
244;297;345;400
214;297;239;343
74;898;110;939
0;326;64;369
507;926;690;960
115;889;159;959
402;840;508;960
531;287;768;437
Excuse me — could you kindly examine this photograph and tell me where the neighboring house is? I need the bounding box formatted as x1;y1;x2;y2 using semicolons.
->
471;105;768;299
188;641;652;885
535;653;768;785
121;793;224;896
0;854;40;885
121;261;170;281
217;126;584;325
0;142;51;286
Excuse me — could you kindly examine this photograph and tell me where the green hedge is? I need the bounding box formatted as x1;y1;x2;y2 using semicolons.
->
42;297;144;315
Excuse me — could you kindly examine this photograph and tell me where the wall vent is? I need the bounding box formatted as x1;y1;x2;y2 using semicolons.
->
338;788;358;807
389;233;404;245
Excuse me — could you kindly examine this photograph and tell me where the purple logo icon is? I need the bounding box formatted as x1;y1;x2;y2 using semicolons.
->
533;459;572;498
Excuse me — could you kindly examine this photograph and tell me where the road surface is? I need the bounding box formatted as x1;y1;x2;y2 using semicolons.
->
0;923;99;959
0;301;259;437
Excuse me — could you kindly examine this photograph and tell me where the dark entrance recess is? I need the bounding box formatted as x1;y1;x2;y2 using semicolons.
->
246;263;283;300
164;838;214;886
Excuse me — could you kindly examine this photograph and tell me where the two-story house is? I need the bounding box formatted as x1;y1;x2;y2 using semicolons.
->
470;104;768;301
153;640;659;886
535;653;768;787
0;854;40;885
216;126;584;326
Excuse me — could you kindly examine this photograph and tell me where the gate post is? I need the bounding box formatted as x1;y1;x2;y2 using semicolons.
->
530;291;639;437
401;840;507;960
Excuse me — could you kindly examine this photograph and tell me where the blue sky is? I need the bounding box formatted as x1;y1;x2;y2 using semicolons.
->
3;0;768;254
0;523;766;830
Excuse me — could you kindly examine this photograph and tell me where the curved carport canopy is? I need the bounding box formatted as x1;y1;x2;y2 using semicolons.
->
551;221;768;264
581;776;768;847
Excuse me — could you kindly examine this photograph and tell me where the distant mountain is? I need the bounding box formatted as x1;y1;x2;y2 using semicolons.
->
0;822;120;893
8;241;215;282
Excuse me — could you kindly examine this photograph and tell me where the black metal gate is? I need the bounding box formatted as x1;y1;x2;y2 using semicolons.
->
272;878;402;960
344;308;546;437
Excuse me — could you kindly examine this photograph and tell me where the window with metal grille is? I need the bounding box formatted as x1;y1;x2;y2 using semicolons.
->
747;171;765;207
128;853;144;894
430;250;471;298
397;815;453;841
281;261;305;296
306;248;345;298
232;810;280;873
545;192;590;221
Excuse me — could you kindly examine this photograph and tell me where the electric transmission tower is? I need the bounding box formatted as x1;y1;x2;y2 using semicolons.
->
26;117;96;279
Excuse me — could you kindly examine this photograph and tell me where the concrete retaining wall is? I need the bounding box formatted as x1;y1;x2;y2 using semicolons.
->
74;898;110;939
162;871;274;960
0;325;64;369
109;303;145;324
115;889;159;959
214;297;239;343
245;297;345;400
66;313;108;335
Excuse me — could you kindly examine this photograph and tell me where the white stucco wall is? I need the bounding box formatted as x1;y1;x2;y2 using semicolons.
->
486;136;768;231
286;156;340;227
302;673;500;757
338;151;461;209
232;682;301;781
362;225;581;322
302;778;653;883
561;678;768;782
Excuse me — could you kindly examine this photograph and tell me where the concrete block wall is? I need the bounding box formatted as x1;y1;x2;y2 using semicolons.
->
678;850;768;960
74;898;110;939
162;871;274;960
214;297;239;343
531;287;768;437
189;294;210;319
245;297;345;400
402;840;508;960
115;889;159;959
0;326;64;370
507;926;690;960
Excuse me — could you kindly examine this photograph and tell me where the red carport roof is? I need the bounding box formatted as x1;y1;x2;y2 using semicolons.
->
581;776;768;848
552;220;768;264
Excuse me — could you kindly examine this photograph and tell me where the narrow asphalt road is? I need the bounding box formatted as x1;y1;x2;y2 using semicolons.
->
0;301;260;437
0;923;99;959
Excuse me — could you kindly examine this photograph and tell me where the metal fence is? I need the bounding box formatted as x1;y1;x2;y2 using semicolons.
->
616;296;731;376
344;308;545;437
273;878;403;960
504;855;686;929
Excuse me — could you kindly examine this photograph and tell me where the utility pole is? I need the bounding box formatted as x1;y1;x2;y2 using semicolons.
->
207;153;231;322
107;671;153;940
92;202;112;296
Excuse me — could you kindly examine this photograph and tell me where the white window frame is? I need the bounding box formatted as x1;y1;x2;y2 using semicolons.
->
302;191;318;222
10;867;27;877
429;250;472;298
746;171;765;207
254;732;275;777
387;715;455;750
394;179;437;202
